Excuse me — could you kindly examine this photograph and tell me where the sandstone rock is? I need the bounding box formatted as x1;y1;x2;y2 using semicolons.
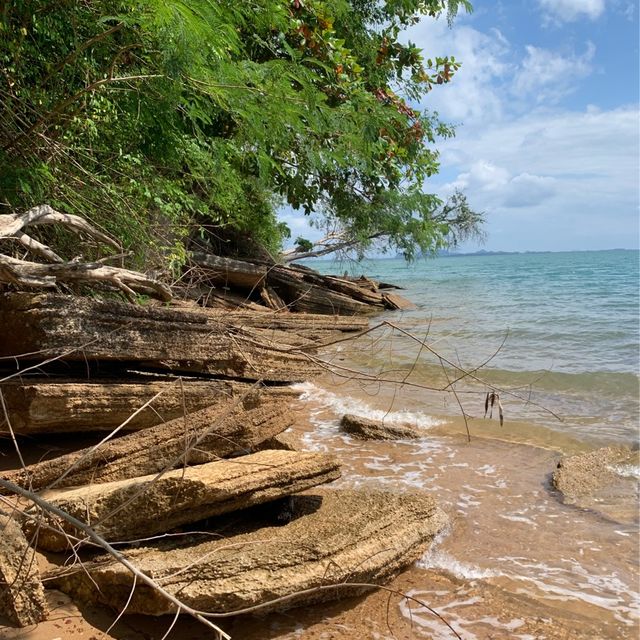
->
3;399;293;491
50;489;447;615
0;515;48;627
552;446;639;523
0;293;323;382
0;378;296;435
552;446;635;498
340;414;423;441
28;450;341;551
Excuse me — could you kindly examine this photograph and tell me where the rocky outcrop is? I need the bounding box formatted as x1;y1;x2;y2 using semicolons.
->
340;414;423;440
29;450;341;551
552;446;635;498
0;515;48;627
0;293;341;382
3;400;294;491
552;446;639;523
49;489;447;615
0;378;296;435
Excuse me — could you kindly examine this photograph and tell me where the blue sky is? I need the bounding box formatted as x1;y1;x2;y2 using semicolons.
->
280;0;639;253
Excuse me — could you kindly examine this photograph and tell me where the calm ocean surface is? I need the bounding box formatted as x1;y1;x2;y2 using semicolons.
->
307;250;640;444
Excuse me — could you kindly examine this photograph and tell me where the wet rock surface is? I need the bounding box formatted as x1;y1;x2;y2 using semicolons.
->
340;413;423;440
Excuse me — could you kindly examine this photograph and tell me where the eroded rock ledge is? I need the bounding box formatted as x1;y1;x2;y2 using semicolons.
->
49;489;447;615
0;290;448;631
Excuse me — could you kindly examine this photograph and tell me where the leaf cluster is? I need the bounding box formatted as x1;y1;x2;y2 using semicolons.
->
0;0;480;269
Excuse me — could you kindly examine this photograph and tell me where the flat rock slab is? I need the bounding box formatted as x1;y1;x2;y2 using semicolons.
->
0;378;296;435
0;293;323;382
552;446;636;498
28;450;341;551
0;515;48;627
340;414;422;440
3;399;294;492
50;489;447;615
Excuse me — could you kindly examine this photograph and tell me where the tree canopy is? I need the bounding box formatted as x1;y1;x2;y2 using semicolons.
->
0;0;482;271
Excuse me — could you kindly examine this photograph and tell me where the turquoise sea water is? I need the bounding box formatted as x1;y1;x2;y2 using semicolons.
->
307;250;640;444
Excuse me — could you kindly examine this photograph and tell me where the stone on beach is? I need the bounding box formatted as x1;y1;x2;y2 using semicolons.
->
552;446;639;523
49;489;447;615
0;378;297;435
2;399;294;492
27;450;341;551
0;515;48;627
340;414;423;440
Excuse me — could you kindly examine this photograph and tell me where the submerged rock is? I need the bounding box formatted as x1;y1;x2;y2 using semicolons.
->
340;414;422;440
552;446;639;523
0;515;48;627
50;489;447;616
29;450;341;551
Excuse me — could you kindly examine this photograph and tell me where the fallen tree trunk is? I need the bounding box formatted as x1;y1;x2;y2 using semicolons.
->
2;399;295;491
0;205;171;302
190;253;267;290
48;489;447;615
28;450;341;550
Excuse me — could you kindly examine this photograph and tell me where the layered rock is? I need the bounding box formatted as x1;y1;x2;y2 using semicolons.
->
50;489;447;615
0;293;330;381
340;414;423;441
0;514;48;627
3;400;293;491
552;446;639;523
0;378;296;435
552;446;636;498
29;450;341;551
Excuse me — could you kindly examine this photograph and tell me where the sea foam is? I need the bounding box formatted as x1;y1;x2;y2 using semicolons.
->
292;381;443;429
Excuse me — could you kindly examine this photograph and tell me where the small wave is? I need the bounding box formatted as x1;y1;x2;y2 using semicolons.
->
607;464;640;480
417;530;500;580
292;381;443;429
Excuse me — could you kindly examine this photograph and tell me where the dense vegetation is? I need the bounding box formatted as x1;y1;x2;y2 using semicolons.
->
0;0;482;274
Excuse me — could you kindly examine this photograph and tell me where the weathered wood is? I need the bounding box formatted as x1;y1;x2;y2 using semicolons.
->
190;253;267;289
381;292;417;311
267;266;373;315
28;450;341;550
2;398;295;491
0;515;48;627
0;293;320;381
49;489;448;615
0;378;296;434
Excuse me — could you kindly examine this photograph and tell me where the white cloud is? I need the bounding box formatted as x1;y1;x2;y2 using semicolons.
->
538;0;606;23
406;19;512;124
435;107;639;250
513;43;595;103
445;162;557;209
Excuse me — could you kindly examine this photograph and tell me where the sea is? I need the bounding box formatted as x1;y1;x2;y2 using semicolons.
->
231;250;640;640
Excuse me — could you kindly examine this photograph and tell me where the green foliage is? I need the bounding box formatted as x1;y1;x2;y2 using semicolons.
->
0;0;480;270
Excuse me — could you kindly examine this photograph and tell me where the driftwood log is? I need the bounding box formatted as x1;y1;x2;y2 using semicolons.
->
0;205;171;301
189;253;416;315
